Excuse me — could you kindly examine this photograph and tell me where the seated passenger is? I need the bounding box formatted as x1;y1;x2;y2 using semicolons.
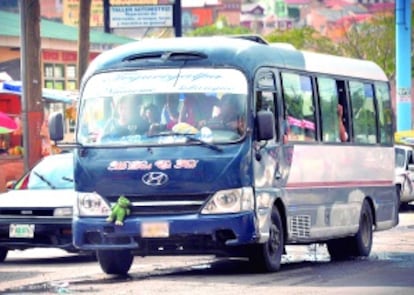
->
142;104;159;125
179;94;219;127
337;104;348;142
160;94;179;129
101;96;149;139
207;94;245;133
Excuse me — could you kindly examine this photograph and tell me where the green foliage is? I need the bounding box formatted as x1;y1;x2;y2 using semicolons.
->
186;17;251;37
186;11;413;80
264;26;337;55
338;14;397;80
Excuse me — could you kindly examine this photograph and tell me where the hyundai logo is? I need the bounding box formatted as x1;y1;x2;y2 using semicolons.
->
142;172;169;186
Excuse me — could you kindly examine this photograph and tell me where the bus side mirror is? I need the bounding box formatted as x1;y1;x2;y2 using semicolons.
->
256;110;275;141
48;112;64;142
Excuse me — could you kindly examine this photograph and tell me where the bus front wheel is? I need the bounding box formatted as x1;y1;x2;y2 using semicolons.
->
248;207;284;272
96;249;133;275
327;200;373;260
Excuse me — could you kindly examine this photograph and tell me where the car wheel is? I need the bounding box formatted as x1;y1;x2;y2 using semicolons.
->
97;249;133;275
248;207;284;272
396;184;406;210
0;247;8;262
327;200;373;260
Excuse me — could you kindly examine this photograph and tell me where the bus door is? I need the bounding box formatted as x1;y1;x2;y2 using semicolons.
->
253;68;286;188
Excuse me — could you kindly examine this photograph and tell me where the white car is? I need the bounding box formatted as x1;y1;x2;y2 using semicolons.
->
0;152;75;262
395;144;414;207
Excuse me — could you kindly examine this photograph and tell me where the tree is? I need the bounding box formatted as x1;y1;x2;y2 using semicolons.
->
264;26;337;55
186;17;251;37
337;14;397;80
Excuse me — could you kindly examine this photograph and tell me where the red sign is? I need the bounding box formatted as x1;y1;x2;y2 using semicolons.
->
42;50;60;61
62;51;77;62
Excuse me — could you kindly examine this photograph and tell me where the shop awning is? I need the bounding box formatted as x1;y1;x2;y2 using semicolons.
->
395;130;414;145
0;80;78;104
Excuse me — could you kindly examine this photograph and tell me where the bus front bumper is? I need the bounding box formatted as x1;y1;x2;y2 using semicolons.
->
73;212;259;255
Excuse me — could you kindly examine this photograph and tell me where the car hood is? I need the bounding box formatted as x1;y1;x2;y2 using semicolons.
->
0;189;75;208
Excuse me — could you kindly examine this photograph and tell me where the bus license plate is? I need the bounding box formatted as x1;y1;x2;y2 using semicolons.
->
141;222;169;238
9;224;35;238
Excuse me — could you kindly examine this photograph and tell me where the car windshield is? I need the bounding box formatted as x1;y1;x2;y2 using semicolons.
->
77;68;248;146
20;154;74;190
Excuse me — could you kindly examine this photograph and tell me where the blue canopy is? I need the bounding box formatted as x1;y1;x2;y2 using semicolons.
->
1;81;78;104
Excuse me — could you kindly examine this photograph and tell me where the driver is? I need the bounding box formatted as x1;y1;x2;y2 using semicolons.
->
101;96;149;139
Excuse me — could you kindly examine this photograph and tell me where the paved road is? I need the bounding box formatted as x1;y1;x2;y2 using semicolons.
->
1;210;414;295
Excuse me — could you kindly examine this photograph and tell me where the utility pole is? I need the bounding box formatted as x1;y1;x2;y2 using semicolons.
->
78;0;91;87
173;0;182;37
396;0;412;131
103;0;110;33
19;0;43;171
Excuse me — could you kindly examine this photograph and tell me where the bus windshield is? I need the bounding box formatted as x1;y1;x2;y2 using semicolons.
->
77;68;248;146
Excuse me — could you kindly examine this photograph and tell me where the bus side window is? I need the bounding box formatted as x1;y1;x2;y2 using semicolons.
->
375;82;393;145
349;81;377;144
281;72;316;142
337;80;349;142
318;77;350;143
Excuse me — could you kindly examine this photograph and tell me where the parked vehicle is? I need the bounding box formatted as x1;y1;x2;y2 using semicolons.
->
0;152;74;262
395;144;414;207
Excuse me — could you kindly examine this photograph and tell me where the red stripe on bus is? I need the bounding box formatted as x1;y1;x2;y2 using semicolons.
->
286;180;393;189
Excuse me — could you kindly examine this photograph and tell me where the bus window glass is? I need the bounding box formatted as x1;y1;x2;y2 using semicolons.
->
281;72;316;142
77;68;248;146
317;77;340;142
375;82;393;144
349;81;377;144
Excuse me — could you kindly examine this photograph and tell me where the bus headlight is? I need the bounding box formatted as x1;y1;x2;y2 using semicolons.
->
201;187;254;214
75;192;111;217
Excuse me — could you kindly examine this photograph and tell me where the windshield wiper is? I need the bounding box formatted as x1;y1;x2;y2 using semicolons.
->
148;132;222;152
185;136;222;152
33;171;56;189
62;176;74;183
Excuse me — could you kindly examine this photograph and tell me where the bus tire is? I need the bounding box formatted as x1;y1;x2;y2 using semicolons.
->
248;207;284;272
96;249;133;275
327;200;373;260
0;247;8;262
349;200;373;257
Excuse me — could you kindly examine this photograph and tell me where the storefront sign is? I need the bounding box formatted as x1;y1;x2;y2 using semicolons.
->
63;0;104;27
110;0;158;4
110;5;173;28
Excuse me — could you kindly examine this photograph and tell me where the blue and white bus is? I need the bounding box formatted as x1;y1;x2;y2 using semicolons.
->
50;36;398;275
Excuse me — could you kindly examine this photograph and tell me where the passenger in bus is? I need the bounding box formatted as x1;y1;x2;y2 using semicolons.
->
100;96;149;139
179;94;217;128
160;94;179;129
142;104;159;125
206;94;245;133
338;104;348;142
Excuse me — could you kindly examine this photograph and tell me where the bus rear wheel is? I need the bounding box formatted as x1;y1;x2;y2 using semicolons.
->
97;249;133;275
248;207;284;272
327;200;373;260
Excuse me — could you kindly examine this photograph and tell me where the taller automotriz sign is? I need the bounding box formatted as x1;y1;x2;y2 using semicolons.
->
110;5;173;28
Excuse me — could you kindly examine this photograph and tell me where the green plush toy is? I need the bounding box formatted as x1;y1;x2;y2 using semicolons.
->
106;195;131;226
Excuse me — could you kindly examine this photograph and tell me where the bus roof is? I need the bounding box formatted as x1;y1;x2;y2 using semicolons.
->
83;36;388;84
